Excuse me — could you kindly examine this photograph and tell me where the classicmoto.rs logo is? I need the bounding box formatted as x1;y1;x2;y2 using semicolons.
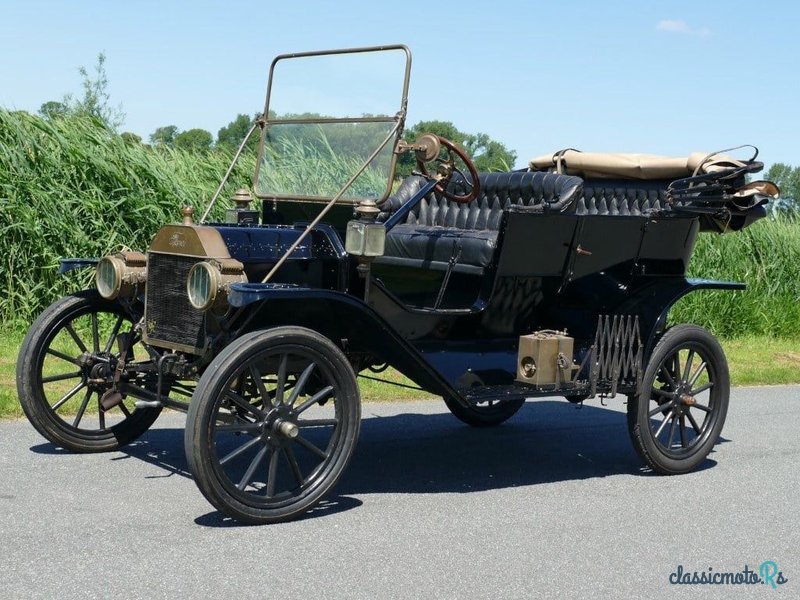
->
669;562;788;588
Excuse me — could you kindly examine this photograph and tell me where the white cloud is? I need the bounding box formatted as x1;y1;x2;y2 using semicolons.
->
656;19;712;38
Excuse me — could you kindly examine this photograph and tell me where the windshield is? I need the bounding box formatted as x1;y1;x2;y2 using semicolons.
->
254;46;411;203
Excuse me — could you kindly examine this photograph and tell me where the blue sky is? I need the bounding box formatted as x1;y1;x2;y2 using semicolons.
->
1;0;798;169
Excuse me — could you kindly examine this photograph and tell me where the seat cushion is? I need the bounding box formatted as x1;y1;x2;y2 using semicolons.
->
377;224;497;275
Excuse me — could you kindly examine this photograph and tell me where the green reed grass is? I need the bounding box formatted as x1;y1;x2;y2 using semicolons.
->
0;110;385;328
1;109;799;337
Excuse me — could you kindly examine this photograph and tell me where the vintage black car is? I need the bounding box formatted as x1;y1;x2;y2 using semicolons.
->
17;46;778;524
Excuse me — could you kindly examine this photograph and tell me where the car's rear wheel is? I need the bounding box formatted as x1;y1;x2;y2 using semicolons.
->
185;327;360;524
443;395;524;427
627;324;729;474
16;291;162;452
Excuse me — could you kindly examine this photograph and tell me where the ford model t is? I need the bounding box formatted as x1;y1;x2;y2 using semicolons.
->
17;46;778;523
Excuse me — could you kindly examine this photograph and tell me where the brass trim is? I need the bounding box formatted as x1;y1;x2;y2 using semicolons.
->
148;225;231;257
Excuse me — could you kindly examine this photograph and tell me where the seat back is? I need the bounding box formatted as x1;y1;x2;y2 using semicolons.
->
379;171;583;230
574;179;670;216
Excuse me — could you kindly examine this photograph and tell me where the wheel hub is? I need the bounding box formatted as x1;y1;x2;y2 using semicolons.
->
259;406;299;445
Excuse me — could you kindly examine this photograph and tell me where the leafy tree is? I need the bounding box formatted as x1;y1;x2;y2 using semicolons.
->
174;128;213;152
70;53;125;129
38;101;68;120
149;125;179;146
765;163;800;217
217;113;261;149
120;132;142;145
36;53;124;129
396;120;517;178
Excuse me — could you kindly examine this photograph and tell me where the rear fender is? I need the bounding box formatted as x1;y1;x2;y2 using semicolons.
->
616;277;744;360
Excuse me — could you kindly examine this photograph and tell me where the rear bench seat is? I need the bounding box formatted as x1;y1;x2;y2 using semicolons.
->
375;171;583;275
574;179;669;215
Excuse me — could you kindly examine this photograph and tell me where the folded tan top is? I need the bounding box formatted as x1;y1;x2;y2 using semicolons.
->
529;149;748;180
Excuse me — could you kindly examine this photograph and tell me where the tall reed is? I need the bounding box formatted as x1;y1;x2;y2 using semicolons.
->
1;109;798;337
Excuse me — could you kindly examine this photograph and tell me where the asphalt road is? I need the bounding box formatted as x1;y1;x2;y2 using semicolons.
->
1;386;797;599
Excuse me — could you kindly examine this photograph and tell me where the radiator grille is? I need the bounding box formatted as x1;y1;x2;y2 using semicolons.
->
144;252;205;352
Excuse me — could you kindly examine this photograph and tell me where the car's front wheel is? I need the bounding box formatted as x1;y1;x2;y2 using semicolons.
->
185;326;361;524
16;291;162;452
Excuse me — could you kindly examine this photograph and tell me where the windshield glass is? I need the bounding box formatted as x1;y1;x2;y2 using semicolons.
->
254;47;410;203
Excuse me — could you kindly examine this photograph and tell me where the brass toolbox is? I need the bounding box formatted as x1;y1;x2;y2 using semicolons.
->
516;330;575;386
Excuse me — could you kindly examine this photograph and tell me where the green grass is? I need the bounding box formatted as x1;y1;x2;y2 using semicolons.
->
1;328;798;420
0;110;387;329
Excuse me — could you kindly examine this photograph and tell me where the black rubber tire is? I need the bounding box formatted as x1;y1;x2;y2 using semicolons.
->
16;291;161;453
627;324;729;474
185;326;361;524
443;395;524;427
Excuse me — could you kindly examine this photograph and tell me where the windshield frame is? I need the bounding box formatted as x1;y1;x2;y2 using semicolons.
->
252;45;412;204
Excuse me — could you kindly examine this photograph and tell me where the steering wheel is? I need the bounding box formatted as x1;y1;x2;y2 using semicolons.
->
416;135;481;204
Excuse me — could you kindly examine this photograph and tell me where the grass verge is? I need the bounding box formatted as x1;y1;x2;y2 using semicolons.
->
2;330;797;420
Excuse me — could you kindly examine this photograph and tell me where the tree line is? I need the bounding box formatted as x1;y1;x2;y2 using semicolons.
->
32;53;800;208
36;54;517;173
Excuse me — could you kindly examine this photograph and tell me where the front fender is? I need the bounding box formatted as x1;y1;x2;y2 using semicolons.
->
58;258;99;275
229;283;463;403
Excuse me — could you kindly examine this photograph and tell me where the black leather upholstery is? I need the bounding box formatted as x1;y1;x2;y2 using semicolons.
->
380;225;496;275
376;171;583;273
574;179;669;216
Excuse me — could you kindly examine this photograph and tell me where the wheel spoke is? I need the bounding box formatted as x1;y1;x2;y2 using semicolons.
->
666;414;678;449
294;385;334;415
249;364;272;411
686;410;702;435
216;422;261;434
103;314;125;354
91;312;100;354
652;388;673;399
46;348;80;366
297;418;338;427
691;382;714;396
64;323;88;354
237;445;269;491
287;363;316;407
118;402;131;418
275;354;288;405
654;409;674;438
224;390;265;420
72;389;93;427
294;435;328;460
283;446;303;486
51;381;86;411
649;401;673;417
692;402;712;413
688;361;707;388
41;371;82;384
98;403;106;429
265;449;279;497
679;415;687;448
659;364;676;388
219;435;263;466
682;350;695;382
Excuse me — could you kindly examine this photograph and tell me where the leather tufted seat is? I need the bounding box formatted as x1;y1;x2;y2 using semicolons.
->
573;179;670;216
377;171;583;274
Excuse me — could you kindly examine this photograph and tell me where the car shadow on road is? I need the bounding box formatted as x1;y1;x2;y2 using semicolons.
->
29;399;721;525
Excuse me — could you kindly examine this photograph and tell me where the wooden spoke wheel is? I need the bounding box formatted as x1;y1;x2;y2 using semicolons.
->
627;324;729;474
185;327;360;524
16;291;162;453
